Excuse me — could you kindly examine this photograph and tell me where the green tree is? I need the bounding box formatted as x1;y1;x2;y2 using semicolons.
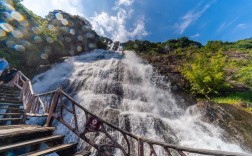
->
181;51;228;97
236;62;252;88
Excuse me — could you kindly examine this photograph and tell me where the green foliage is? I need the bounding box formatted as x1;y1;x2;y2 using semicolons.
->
124;37;202;54
236;63;252;88
223;38;252;50
163;37;202;50
181;50;229;97
0;48;25;71
124;38;252;97
212;91;252;107
205;41;223;51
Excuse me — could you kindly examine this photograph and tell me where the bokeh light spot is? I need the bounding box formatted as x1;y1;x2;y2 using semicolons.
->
86;32;95;39
21;40;31;47
3;12;13;21
0;29;6;37
11;30;23;38
61;19;69;25
88;43;96;49
60;26;69;32
46;37;54;43
40;53;48;60
14;45;25;52
55;13;63;20
77;35;83;41
0;23;14;32
65;37;71;42
20;20;29;27
82;25;89;31
2;2;15;11
33;35;42;43
6;40;15;48
32;27;40;34
69;29;75;35
10;11;24;21
48;24;56;31
77;46;82;52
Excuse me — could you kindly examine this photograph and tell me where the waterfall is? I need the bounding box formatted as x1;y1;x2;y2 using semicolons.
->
32;49;247;155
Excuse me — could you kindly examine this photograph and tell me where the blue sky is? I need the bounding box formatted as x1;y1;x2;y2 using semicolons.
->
21;0;252;44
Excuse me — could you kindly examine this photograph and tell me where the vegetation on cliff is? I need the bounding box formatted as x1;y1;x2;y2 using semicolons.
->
124;37;252;108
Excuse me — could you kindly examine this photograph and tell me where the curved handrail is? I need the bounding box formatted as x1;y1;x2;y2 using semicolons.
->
10;71;250;156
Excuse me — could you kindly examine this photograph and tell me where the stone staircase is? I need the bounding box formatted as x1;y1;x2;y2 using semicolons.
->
0;85;90;156
0;85;24;125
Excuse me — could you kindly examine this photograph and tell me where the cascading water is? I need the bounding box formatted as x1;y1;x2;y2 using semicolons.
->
32;49;248;155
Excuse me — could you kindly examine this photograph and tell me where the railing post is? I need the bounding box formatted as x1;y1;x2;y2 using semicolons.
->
44;89;61;127
22;94;35;123
138;137;144;156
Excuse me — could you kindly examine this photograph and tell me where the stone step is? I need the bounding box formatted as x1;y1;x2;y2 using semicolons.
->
0;96;20;101
0;106;24;110
0;99;22;104
0;92;20;97
20;143;77;156
0;103;23;107
0;88;20;93
0;113;24;116
0;118;23;126
0;135;64;153
0;86;20;91
0;113;23;119
0;118;22;122
0;125;55;146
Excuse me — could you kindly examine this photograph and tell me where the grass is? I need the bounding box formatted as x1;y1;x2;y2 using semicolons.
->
211;91;252;107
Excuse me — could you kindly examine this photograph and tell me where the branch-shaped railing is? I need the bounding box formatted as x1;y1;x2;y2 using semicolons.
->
10;71;250;156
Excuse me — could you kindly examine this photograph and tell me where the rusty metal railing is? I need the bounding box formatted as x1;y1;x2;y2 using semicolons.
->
10;71;250;156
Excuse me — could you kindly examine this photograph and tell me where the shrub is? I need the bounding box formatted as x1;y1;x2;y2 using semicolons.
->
181;51;229;97
236;65;252;88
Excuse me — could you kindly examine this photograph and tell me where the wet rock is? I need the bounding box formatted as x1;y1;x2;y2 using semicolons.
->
196;101;252;152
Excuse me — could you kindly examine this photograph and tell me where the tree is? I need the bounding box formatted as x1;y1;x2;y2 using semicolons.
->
181;50;229;97
236;61;252;88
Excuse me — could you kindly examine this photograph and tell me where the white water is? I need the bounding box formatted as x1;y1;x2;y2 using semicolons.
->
32;50;247;155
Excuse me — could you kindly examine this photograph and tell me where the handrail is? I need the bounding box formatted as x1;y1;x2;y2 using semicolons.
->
10;71;250;156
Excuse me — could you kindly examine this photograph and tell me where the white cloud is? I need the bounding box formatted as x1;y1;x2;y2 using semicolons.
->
236;23;247;29
117;0;134;6
190;33;200;38
176;2;214;34
217;16;240;32
90;0;148;42
21;0;84;17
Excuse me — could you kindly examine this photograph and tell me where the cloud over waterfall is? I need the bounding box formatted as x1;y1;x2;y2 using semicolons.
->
90;0;148;42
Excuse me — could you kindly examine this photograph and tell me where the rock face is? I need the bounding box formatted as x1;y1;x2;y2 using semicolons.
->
196;101;252;152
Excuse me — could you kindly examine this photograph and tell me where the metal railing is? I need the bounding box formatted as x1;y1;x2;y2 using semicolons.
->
10;71;250;156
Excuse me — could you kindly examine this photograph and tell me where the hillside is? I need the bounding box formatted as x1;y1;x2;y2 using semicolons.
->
124;38;252;103
0;0;107;77
123;38;252;150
